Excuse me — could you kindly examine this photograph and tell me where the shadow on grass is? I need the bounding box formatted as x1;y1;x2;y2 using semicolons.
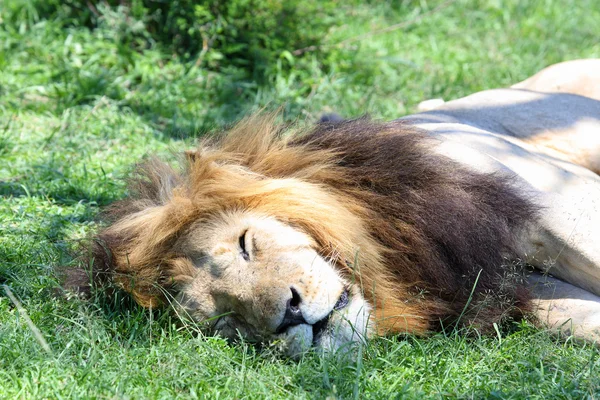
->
0;180;26;198
126;81;260;139
0;164;123;207
48;62;261;139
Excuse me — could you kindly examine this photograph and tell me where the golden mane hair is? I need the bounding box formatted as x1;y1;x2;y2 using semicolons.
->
81;114;538;335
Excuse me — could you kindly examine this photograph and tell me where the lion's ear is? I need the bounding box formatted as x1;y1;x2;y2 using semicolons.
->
184;149;198;163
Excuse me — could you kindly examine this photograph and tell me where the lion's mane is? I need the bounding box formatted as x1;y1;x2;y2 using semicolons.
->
79;115;538;335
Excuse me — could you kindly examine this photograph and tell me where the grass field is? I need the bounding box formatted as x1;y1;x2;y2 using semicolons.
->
1;0;600;398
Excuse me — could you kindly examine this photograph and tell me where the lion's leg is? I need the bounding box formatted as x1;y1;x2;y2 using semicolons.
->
512;59;600;101
417;59;600;113
511;60;600;173
528;271;600;343
524;225;600;297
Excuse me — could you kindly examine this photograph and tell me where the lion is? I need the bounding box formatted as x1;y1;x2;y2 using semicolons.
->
71;59;600;357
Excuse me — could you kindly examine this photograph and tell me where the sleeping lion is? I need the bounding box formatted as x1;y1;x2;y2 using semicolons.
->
72;59;600;356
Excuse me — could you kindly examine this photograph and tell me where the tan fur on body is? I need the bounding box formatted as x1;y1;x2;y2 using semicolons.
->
512;59;600;102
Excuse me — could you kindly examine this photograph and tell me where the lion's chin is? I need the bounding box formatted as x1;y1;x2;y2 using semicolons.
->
278;294;372;358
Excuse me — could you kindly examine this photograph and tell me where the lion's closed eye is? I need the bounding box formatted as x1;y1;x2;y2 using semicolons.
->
239;230;251;261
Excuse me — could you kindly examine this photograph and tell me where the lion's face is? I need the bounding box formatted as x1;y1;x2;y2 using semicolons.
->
172;211;371;356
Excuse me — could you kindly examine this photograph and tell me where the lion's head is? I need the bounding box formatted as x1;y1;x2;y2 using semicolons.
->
77;115;537;356
172;211;371;355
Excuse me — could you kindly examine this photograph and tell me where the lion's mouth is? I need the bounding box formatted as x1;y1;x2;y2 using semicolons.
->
312;288;350;341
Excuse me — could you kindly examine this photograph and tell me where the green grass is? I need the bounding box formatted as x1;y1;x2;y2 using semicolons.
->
1;0;600;398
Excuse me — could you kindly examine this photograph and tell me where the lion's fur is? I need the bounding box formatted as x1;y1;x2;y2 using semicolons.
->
82;114;538;335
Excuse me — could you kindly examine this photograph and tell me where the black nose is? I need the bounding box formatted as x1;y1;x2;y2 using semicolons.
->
275;287;306;334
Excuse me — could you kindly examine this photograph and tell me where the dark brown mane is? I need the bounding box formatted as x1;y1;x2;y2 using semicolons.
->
297;118;537;330
79;114;538;334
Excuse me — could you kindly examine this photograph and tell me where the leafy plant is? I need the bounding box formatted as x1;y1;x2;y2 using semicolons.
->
6;0;340;82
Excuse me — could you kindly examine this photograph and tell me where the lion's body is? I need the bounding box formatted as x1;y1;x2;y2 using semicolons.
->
403;61;600;341
79;60;600;354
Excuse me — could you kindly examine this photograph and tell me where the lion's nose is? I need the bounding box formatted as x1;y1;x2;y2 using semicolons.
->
275;287;307;334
